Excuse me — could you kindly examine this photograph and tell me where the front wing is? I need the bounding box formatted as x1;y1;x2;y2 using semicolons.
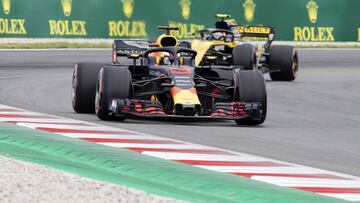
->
108;99;263;121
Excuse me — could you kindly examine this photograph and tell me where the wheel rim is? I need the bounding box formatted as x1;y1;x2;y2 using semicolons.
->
252;50;257;70
71;65;78;109
261;93;267;122
95;70;102;115
292;52;299;78
252;55;257;70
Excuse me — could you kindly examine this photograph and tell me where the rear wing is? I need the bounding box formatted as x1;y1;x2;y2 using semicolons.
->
236;25;275;40
112;39;192;64
113;40;151;56
112;40;151;64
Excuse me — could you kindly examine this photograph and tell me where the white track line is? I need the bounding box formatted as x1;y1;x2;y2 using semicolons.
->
142;152;268;161
319;194;360;202
101;143;208;149
57;133;167;140
252;177;360;188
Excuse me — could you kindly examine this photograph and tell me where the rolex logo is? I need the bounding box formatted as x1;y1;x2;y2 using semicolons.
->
121;0;134;19
243;0;256;22
179;0;191;20
306;0;318;23
61;0;72;17
2;0;10;14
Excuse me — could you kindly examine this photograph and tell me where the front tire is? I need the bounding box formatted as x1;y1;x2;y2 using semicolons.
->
232;43;257;70
269;45;298;81
234;70;267;125
95;66;132;121
72;62;105;113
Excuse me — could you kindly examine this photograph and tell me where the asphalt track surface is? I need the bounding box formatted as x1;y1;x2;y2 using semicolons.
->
0;49;359;177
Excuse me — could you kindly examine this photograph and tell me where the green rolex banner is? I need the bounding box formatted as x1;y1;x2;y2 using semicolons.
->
0;0;359;42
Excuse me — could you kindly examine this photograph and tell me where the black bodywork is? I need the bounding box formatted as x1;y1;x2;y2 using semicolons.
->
109;41;263;121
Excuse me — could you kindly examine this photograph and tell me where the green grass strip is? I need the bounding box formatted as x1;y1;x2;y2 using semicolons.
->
0;122;347;203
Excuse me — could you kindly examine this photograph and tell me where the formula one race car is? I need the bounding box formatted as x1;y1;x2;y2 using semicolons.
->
191;14;298;81
72;27;267;125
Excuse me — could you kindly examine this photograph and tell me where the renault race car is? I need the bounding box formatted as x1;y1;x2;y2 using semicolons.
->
191;14;298;81
72;27;267;125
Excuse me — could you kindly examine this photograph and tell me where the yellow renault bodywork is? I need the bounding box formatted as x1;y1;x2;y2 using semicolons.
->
191;40;237;66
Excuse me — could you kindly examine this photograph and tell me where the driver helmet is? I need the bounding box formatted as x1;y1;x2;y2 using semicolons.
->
212;32;226;41
161;52;175;65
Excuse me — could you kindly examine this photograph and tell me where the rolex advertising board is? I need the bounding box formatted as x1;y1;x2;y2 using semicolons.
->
0;0;359;42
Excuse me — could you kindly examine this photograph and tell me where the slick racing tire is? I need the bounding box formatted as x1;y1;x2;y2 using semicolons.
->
269;45;298;81
72;62;106;113
234;70;267;125
95;66;132;121
232;43;257;70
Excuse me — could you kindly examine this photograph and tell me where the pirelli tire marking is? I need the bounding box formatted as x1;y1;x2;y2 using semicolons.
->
0;104;359;202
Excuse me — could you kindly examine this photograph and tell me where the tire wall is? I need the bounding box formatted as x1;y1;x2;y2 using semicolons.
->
0;0;359;42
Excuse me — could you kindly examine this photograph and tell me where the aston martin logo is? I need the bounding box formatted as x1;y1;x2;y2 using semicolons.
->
2;0;10;14
179;0;191;20
121;0;134;19
60;0;72;17
306;0;318;23
243;0;256;22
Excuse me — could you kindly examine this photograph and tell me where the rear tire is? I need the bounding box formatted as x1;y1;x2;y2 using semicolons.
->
72;62;105;113
234;70;267;125
95;66;132;121
269;45;298;81
232;44;257;70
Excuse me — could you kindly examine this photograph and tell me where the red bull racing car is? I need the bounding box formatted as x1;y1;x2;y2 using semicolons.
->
72;27;267;125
